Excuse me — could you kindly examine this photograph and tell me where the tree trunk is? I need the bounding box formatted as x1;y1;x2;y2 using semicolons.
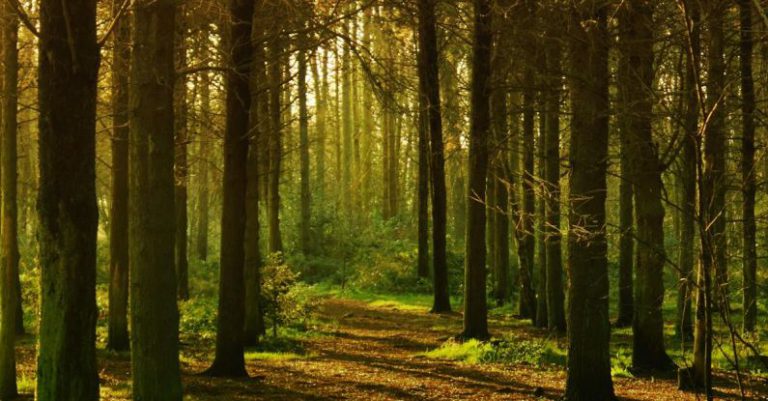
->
535;95;547;329
490;24;510;306
517;70;536;322
739;0;757;333
676;0;698;342
544;33;565;332
107;0;130;352
461;0;491;341
244;12;265;346
195;54;211;262
417;0;447;295
174;8;189;301
267;34;283;254
688;0;726;394
0;4;19;397
37;0;101;397
564;3;616;400
206;0;253;377
128;0;184;398
618;0;675;372
299;30;311;255
616;132;634;328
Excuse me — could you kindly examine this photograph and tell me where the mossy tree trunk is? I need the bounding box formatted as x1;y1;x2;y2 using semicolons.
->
36;0;101;397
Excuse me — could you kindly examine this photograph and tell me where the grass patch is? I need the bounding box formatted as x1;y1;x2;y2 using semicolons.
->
421;336;565;367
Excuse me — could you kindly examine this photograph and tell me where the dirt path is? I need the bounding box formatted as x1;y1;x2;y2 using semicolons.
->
170;298;763;401
12;296;760;400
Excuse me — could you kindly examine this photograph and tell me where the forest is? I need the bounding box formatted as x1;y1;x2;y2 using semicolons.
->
0;0;766;400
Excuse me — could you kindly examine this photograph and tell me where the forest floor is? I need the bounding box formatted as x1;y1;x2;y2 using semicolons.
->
12;295;768;400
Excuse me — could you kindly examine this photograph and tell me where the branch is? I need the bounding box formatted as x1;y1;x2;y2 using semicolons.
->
97;0;132;48
6;0;39;38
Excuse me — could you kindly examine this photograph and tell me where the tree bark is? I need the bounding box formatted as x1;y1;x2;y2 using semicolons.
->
676;0;698;342
417;0;450;310
37;0;101;396
174;8;189;301
128;0;184;398
618;0;675;372
206;0;253;377
267;33;283;254
461;0;491;341
564;3;616;400
299;31;311;255
0;4;19;397
107;0;130;352
739;0;757;333
543;33;565;332
616;133;634;328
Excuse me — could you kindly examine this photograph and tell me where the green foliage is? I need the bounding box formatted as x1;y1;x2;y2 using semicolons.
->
261;253;320;336
422;336;563;367
611;347;634;378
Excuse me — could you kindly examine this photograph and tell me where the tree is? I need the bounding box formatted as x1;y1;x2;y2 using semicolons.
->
461;0;491;341
686;0;726;394
616;127;634;328
128;0;184;398
617;0;675;372
676;0;699;342
739;0;757;333
417;0;450;312
37;0;100;396
174;7;190;301
107;0;130;352
564;2;616;400
0;4;19;398
543;23;565;332
298;28;311;255
206;0;254;377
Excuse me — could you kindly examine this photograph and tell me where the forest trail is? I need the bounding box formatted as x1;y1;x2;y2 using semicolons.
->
14;297;760;401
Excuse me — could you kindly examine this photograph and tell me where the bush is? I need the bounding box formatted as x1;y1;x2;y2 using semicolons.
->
261;253;320;336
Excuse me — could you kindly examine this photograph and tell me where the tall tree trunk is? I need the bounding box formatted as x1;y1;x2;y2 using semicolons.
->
311;49;327;200
298;30;311;255
244;17;267;343
544;33;565;332
676;0;698;342
418;0;450;311
518;69;536;322
195;66;211;262
206;0;253;377
618;0;675;372
616;130;634;328
461;0;491;341
564;2;616;400
490;23;510;306
342;20;353;219
174;8;189;301
417;93;429;279
107;0;130;352
535;96;547;329
37;0;101;397
687;0;725;394
739;0;757;333
0;4;19;398
267;33;283;254
128;0;184;398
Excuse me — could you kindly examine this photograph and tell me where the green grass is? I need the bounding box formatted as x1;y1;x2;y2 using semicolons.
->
421;339;493;364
